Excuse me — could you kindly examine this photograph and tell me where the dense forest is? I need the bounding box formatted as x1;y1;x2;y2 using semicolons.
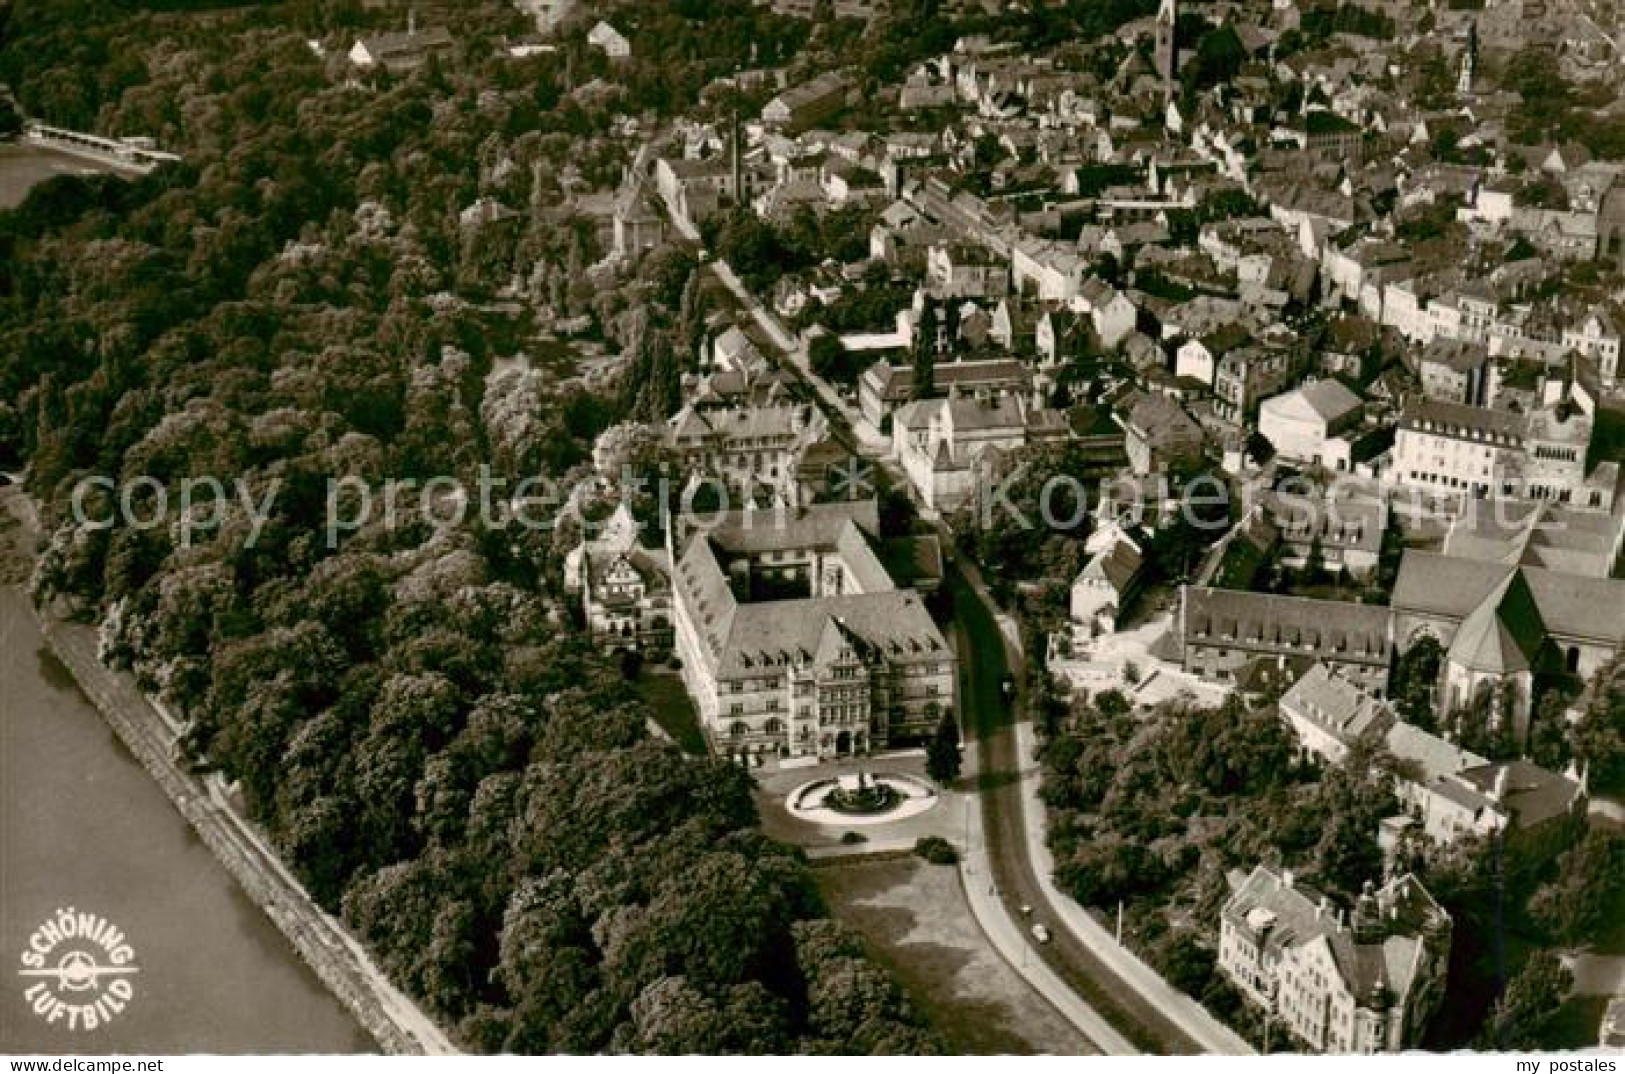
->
0;0;954;1053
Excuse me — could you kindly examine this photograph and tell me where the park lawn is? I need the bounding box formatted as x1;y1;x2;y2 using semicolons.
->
816;854;1095;1056
636;669;708;755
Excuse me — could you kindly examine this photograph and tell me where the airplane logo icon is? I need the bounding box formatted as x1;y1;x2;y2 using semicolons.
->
19;950;140;993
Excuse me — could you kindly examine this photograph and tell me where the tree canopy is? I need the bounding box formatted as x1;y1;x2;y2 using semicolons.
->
0;0;938;1054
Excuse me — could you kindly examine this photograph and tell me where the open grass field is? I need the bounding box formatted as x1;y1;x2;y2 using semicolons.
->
635;668;708;755
816;854;1096;1055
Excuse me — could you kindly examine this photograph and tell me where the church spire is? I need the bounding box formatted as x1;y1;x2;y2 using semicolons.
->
1156;0;1178;101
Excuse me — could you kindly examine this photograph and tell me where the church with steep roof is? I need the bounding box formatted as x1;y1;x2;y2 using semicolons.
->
1391;550;1625;746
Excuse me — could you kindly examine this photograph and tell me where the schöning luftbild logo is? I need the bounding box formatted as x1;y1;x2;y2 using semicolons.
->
17;908;139;1030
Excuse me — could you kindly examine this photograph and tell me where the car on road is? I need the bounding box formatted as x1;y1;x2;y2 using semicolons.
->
1031;924;1051;944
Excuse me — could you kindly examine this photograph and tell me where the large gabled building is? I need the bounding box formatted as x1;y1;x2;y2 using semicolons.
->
348;25;455;73
1178;586;1394;696
1390;370;1617;512
762;71;853;133
1257;379;1364;469
669;501;955;761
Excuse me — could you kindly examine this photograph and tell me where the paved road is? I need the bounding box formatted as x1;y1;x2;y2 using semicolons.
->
705;259;890;455
641;168;1241;1049
948;555;1211;1054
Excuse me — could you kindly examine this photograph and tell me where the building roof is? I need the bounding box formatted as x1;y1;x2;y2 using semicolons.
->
1199;322;1252;356
1447;568;1546;675
893;393;1031;453
1183;587;1392;665
584;546;669;608
1453;759;1584;831
1196;505;1279;589
862;356;1029;403
1262;491;1385;555
703;499;880;556
1262;379;1362;426
1122;391;1203;446
1074;537;1145;595
713;325;766;370
356;27;455;60
721;589;946;678
1223;865;1446;1011
1393;551;1625;647
666;401;811;447
767;70;852;116
1420;338;1490;375
1442;501;1624;579
1280;662;1396;747
672;497;952;681
877;534;944;590
1399;399;1525;443
1385;721;1487;783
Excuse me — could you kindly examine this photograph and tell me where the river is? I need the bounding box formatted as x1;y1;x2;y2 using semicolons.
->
0;581;371;1053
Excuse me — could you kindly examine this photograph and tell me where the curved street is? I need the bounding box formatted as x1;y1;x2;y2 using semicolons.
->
948;558;1197;1053
650;173;1250;1052
948;552;1250;1055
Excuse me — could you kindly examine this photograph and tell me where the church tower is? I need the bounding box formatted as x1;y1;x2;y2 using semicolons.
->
1155;0;1178;100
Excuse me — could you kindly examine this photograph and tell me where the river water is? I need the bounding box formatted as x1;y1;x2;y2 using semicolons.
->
0;584;371;1053
2;156;370;1052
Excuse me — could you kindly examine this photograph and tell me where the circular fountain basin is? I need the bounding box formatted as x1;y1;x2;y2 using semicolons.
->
786;772;939;826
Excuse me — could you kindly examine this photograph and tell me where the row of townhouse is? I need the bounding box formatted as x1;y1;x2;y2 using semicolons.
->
1322;236;1624;386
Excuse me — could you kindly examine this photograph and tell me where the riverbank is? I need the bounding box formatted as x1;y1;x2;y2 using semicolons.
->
0;487;457;1055
0;141;121;209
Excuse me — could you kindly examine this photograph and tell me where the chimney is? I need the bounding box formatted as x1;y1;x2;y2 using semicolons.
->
1491;765;1511;802
1316;895;1329;921
1281;868;1295;889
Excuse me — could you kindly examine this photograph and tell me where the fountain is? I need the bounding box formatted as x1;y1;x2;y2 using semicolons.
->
826;770;900;815
786;768;938;827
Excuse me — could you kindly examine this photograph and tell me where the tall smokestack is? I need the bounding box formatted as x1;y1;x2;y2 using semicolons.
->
731;88;743;207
